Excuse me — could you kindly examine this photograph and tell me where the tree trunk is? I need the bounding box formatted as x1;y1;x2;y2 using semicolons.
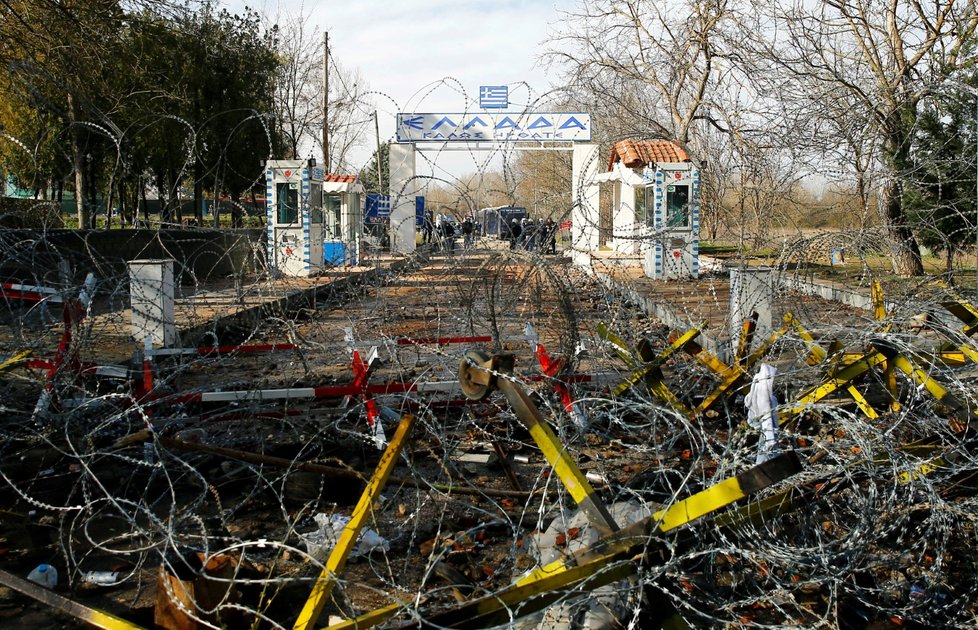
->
141;177;149;224
193;161;203;227
880;125;924;276
117;179;128;227
158;169;171;226
67;93;88;229
880;176;923;276
193;94;203;227
231;190;242;228
104;161;117;229
86;154;98;229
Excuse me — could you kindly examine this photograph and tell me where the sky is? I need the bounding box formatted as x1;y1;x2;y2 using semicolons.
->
223;0;578;174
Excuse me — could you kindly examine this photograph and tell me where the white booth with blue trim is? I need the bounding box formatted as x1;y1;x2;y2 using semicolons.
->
322;176;364;266
644;161;700;280
264;159;324;277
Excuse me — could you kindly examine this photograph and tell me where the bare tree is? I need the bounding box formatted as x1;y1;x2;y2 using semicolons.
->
271;14;371;173
547;1;776;245
270;15;321;161
547;0;742;155
324;56;371;174
512;148;572;221
749;0;978;275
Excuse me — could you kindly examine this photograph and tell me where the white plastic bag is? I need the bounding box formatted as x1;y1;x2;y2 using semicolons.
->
302;513;389;562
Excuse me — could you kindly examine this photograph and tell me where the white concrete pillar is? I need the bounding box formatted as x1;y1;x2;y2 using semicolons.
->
571;143;600;266
388;143;417;255
729;266;774;354
129;259;176;348
612;167;638;254
342;191;363;265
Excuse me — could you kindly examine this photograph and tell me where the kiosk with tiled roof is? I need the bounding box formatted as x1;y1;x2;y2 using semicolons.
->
602;138;701;280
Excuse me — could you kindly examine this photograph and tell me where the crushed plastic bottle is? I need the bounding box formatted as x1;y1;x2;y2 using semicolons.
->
81;571;119;585
26;564;57;589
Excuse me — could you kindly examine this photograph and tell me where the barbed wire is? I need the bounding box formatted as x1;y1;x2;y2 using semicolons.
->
2;119;978;630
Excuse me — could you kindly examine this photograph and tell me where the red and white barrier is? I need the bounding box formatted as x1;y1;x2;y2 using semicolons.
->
0;282;63;304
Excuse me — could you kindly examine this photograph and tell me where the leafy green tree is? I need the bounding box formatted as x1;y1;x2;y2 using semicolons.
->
0;0;129;226
904;80;978;272
0;87;66;199
360;141;389;196
170;3;279;227
1;1;281;229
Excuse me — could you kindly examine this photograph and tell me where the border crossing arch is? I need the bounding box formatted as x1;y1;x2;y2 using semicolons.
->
387;111;600;266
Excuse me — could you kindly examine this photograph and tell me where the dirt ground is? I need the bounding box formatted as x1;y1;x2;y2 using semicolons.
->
1;241;977;628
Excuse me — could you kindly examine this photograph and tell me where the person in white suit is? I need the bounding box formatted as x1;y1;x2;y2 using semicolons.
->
745;363;780;465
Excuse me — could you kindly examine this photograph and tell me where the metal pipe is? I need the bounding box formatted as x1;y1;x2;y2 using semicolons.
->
322;31;329;170
374;110;384;195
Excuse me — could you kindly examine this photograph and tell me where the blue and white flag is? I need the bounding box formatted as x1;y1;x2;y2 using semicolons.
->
480;85;508;109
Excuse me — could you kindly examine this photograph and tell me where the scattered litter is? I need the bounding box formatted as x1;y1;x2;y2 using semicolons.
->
517;502;652;629
26;564;57;589
454;452;492;465
585;471;607;484
745;363;780;465
301;514;389;562
81;571;120;586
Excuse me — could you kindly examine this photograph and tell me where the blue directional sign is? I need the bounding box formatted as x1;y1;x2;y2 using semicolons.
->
480;85;508;109
401;116;424;130
415;196;426;225
396;112;592;142
364;194;391;224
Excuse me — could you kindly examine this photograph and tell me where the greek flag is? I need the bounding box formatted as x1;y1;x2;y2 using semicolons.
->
480;85;508;109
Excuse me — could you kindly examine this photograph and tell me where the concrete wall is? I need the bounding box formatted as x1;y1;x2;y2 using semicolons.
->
0;198;64;229
0;228;265;286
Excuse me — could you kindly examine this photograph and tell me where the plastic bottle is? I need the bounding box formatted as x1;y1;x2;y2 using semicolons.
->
81;571;119;586
26;564;57;589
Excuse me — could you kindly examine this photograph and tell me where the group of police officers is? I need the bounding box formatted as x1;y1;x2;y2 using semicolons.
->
421;212;558;254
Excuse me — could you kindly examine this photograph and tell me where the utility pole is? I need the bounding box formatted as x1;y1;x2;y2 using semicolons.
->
322;30;329;171
373;110;383;195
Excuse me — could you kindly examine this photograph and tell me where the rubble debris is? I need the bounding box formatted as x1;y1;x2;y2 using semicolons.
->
0;567;139;629
3;243;978;628
301;513;389;562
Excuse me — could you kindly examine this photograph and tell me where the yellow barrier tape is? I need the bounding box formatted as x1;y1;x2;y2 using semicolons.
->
294;415;416;630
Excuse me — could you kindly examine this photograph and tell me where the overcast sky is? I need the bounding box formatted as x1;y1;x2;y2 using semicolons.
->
223;0;577;173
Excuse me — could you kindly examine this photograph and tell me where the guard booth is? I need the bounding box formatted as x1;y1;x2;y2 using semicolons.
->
265;159;324;277
322;175;364;266
599;139;700;279
644;157;700;279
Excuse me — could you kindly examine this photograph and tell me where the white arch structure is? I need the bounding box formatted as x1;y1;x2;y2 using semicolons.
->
387;112;600;266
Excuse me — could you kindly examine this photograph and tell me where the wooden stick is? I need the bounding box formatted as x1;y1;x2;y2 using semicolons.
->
115;431;542;500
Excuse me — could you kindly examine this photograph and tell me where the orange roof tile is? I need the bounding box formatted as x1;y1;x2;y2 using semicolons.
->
325;174;357;183
608;139;689;171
